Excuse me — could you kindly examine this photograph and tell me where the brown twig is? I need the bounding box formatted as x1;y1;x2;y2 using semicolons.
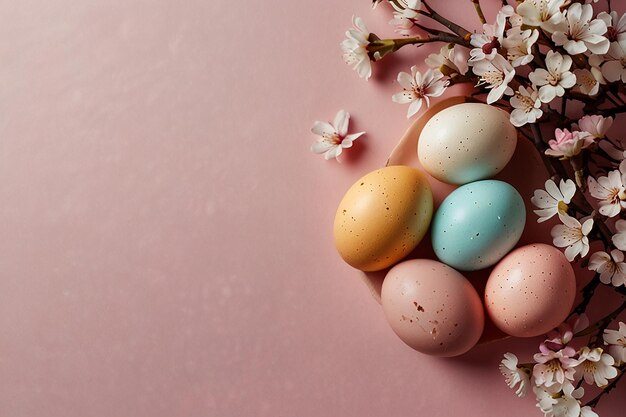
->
470;0;486;24
419;1;472;41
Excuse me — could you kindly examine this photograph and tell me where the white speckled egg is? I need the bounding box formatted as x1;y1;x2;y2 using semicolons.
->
418;103;517;185
381;259;484;357
485;244;576;337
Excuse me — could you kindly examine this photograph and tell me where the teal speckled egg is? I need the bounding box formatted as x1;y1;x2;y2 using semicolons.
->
431;180;526;271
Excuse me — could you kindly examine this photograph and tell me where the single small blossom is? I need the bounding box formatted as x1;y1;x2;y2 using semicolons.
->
533;345;579;388
534;385;560;415
517;0;567;32
587;170;626;217
544;314;590;351
588;249;626;287
574;347;618;387
601;41;626;83
577;115;613;139
529;50;576;103
573;68;602;96
310;110;365;161
597;11;626;44
499;353;531;397
612;219;626;251
341;16;372;80
389;0;422;36
425;44;469;76
392;67;448;118
502;27;539;67
604;322;626;365
472;54;515;104
545;128;594;159
510;86;543;127
469;6;513;63
549;384;592;417
552;3;610;55
531;179;576;223
551;214;593;262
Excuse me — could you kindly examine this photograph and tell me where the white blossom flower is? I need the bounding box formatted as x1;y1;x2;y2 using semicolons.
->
499;353;531;397
601;41;626;83
578;115;613;139
587;170;626;217
389;0;422;36
545;128;594;159
588;249;626;287
517;0;567;32
310;110;365;161
573;68;602;96
502;27;539;67
341;16;372;80
551;214;593;262
574;347;618;387
534;385;560;415
392;67;448;118
529;50;576;103
597;11;626;45
549;384;594;417
510;86;543;127
425;44;469;76
531;179;576;223
534;345;579;388
613;219;626;251
472;54;515;104
552;3;610;55
469;6;513;63
604;322;626;365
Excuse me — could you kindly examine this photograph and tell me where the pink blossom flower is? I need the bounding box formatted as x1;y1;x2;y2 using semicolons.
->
533;345;579;388
310;110;365;161
545;128;594;159
578;115;613;139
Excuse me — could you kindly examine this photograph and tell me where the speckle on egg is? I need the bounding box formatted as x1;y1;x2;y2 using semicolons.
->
485;244;576;337
381;259;484;357
431;180;525;271
417;103;517;185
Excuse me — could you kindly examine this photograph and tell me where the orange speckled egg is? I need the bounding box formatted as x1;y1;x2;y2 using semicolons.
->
381;259;484;357
333;166;433;272
485;244;576;337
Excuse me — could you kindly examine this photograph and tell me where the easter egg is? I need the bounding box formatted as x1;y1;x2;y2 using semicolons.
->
333;166;433;272
381;259;484;357
418;103;517;185
431;180;525;271
485;244;576;337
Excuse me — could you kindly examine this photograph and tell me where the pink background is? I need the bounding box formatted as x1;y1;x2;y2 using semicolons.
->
0;1;624;416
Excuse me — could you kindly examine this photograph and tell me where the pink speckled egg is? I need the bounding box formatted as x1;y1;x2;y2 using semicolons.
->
485;244;576;337
381;259;484;357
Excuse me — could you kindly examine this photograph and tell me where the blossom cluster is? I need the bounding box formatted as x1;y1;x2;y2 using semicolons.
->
500;316;625;417
327;1;626;414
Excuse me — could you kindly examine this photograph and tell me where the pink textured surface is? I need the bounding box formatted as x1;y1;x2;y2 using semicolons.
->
0;1;624;416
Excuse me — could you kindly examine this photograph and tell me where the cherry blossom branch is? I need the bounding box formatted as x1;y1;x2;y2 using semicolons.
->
572;275;601;316
419;1;472;41
367;33;470;59
597;104;626;117
470;0;487;24
575;300;626;337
